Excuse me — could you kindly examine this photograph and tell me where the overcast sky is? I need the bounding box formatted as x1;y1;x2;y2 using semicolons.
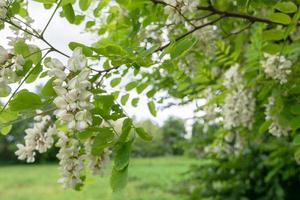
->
0;1;200;128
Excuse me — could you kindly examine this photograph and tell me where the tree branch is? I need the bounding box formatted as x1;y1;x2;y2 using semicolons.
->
197;5;300;26
155;16;223;52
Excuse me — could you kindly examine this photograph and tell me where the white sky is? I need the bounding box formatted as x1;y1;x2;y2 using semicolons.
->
0;1;200;129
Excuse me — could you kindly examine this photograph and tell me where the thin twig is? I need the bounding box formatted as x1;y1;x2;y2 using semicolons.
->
41;0;62;37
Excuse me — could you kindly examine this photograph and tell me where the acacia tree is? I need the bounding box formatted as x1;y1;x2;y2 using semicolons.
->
1;0;300;194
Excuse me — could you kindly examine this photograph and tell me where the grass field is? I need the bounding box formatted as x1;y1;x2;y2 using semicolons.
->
0;157;196;200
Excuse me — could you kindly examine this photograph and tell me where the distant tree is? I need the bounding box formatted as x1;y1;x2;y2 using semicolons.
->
132;120;167;157
161;117;186;155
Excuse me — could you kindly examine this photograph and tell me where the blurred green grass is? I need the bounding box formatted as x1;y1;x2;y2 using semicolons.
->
0;157;196;200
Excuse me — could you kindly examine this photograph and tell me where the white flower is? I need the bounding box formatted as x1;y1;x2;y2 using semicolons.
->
265;96;289;137
0;45;8;64
48;49;93;131
67;48;87;72
261;53;292;84
15;111;57;162
223;88;256;129
15;144;36;163
0;0;7;20
56;132;86;189
224;63;242;88
0;78;11;97
14;54;25;71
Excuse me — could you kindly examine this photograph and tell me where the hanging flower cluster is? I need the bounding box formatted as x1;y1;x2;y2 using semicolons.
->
223;64;256;129
15;110;56;163
56;132;86;189
0;0;7;26
13;47;111;189
261;53;292;84
164;0;198;23
265;96;289;137
0;44;27;96
46;48;93;131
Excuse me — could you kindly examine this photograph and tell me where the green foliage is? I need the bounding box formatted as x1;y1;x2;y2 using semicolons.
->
4;0;300;196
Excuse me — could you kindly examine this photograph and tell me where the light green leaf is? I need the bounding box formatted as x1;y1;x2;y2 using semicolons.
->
110;78;121;87
136;127;153;141
121;94;129;105
275;2;297;14
63;4;75;23
262;29;286;41
91;128;114;155
114;141;132;171
110;166;128;192
125;81;138;91
79;0;92;11
9;90;42;111
268;12;291;24
147;101;157;117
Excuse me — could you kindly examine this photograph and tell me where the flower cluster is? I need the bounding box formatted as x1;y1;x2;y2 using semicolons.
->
164;0;198;23
56;132;86;189
0;0;7;26
223;64;256;129
0;45;26;97
261;53;292;84
265;96;289;137
15;110;56;163
223;88;255;129
46;48;93;131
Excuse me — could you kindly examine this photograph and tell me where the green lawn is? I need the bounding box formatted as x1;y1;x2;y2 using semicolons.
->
0;157;196;200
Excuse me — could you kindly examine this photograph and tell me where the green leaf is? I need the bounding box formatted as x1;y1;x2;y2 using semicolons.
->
289;116;300;130
146;89;156;98
14;40;30;57
110;78;121;87
61;0;75;6
290;105;300;115
0;125;12;135
86;21;95;28
131;98;139;107
33;0;57;4
259;120;272;134
119;118;132;142
293;134;300;146
69;42;93;57
41;78;57;97
125;81;138;91
9;90;42;111
262;29;286;41
79;0;92;11
91;128;114;155
26;64;42;83
268;12;291;24
167;37;198;59
78;127;101;141
136;82;148;94
110;166;128;192
121;94;129;105
147;101;157;117
0;84;11;97
136;127;153;141
275;2;297;13
63;4;75;23
114;141;132;171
